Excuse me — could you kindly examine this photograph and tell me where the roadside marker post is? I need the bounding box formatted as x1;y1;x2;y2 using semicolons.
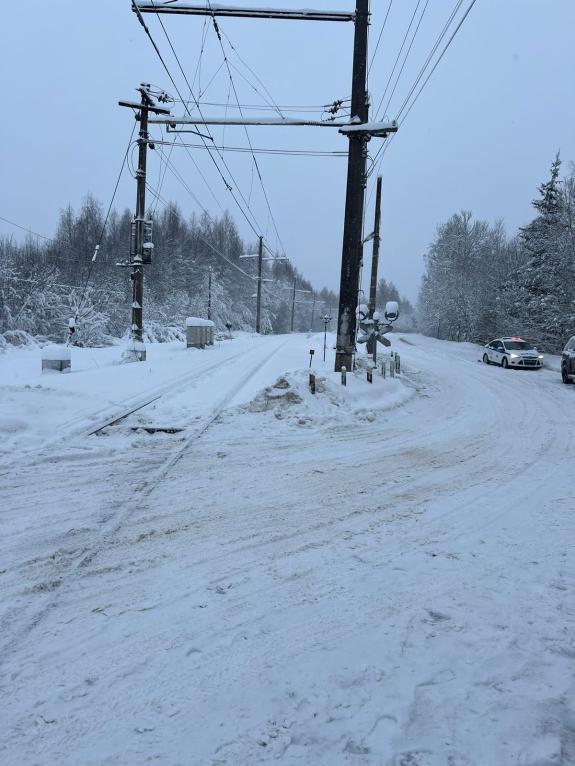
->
341;366;347;386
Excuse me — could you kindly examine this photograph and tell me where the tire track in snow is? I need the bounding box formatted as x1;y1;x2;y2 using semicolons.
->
0;337;291;664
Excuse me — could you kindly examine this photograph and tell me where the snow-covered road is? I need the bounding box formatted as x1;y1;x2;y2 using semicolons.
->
1;334;574;765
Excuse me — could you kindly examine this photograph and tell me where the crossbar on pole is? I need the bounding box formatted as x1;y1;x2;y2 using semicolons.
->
133;3;355;22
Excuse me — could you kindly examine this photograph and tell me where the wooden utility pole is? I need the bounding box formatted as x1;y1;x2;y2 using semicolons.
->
256;236;263;333
131;88;149;356
310;292;316;331
335;0;369;372
367;175;382;357
118;85;170;361
207;265;212;320
241;237;284;333
368;176;382;317
288;279;312;332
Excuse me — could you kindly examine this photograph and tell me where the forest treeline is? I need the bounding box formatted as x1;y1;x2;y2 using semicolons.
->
0;196;415;346
0;200;336;345
418;155;575;351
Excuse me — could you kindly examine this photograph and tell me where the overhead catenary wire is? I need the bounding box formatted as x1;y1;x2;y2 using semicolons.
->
378;0;430;121
134;1;271;245
73;121;137;325
175;99;351;113
143;166;281;300
395;0;465;121
373;0;424;120
151;139;347;157
366;0;476;203
368;0;394;75
207;8;289;259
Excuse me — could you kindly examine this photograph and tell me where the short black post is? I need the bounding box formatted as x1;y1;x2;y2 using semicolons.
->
367;368;372;383
309;349;315;368
341;365;347;386
309;373;316;394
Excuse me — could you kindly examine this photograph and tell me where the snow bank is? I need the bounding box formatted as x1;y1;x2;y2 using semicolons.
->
243;366;414;428
185;317;215;327
42;344;71;361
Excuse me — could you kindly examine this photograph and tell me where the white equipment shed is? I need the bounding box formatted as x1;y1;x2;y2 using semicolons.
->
186;317;214;349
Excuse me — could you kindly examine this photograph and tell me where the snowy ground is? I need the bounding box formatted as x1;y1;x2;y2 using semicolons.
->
1;333;574;766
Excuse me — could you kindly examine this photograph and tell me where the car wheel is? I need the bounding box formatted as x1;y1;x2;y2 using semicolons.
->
501;356;509;369
482;353;490;365
562;366;572;384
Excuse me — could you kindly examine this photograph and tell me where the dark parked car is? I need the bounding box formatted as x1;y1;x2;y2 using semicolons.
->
561;336;575;384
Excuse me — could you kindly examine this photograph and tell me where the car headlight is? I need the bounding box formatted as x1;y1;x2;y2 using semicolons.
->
538;354;544;359
510;353;519;358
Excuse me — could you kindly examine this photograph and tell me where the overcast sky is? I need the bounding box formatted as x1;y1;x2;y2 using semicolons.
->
1;1;574;302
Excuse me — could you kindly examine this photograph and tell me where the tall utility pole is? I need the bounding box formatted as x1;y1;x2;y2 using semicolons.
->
368;176;382;316
367;175;382;356
118;84;170;361
335;0;369;372
291;279;297;333
290;279;312;332
241;237;284;333
207;265;212;320
256;236;263;333
310;292;316;331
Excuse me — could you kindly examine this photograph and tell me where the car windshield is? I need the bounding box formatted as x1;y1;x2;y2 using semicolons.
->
504;340;533;350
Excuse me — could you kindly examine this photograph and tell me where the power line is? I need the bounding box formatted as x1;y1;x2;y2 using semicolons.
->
399;0;479;123
379;0;430;121
368;0;394;75
146;152;286;300
366;0;475;195
373;0;424;119
2;274;126;296
152;139;347;157
0;216;52;242
133;1;267;242
207;9;289;258
75;122;137;318
395;0;465;120
177;99;351;112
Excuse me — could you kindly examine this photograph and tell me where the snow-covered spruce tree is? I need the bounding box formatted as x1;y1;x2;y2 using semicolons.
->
506;154;571;350
418;211;497;342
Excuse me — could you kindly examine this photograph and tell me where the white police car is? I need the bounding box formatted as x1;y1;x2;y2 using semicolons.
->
483;337;544;369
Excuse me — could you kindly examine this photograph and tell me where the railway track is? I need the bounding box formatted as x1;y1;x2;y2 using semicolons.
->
0;343;266;475
0;337;290;663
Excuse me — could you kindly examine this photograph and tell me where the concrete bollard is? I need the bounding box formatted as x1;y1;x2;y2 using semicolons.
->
341;366;347;386
389;359;395;378
381;361;386;378
395;353;401;374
